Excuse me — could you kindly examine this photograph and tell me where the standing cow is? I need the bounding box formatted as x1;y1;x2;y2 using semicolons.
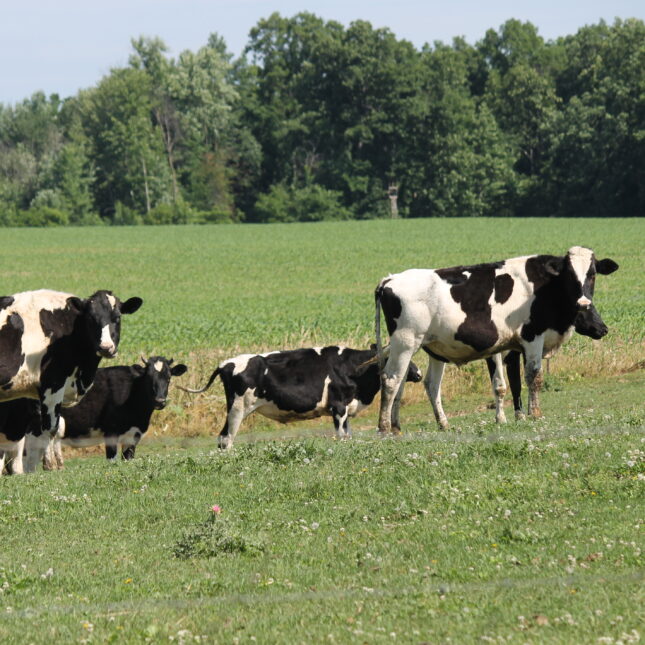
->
484;299;611;423
0;289;142;471
375;246;618;432
182;346;422;450
44;356;187;468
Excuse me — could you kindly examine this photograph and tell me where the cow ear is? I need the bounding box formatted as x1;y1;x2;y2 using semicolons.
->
120;297;143;314
68;296;86;312
595;258;619;275
170;364;188;377
544;257;564;276
130;364;145;376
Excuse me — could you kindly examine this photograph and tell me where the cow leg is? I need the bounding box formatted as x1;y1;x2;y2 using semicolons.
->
378;337;420;435
105;440;119;461
504;351;525;420
390;369;410;434
43;437;57;471
218;395;250;451
23;433;51;473
1;439;24;475
522;340;545;419
122;445;136;460
486;354;507;424
330;403;351;439
25;391;64;472
423;357;448;429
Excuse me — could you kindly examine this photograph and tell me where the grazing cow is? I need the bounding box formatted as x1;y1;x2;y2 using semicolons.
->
181;346;422;450
484;301;612;423
0;289;142;471
374;246;618;432
44;356;187;469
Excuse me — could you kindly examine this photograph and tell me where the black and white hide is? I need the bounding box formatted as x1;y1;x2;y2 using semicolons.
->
182;346;422;449
374;246;618;432
0;289;142;471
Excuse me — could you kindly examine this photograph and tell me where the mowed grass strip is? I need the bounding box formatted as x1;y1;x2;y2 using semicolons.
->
0;373;642;643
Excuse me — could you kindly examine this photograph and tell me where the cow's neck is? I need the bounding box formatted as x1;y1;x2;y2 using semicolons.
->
126;378;156;430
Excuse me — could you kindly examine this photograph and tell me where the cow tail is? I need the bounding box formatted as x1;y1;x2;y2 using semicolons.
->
375;284;384;372
177;368;221;394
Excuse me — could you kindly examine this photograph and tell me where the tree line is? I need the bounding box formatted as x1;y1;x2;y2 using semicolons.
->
0;14;643;225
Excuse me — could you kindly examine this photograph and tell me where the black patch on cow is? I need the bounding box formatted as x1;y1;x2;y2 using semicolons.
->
0;313;25;389
377;286;403;336
437;262;504;353
0;398;40;442
215;347;420;437
0;296;15;310
422;346;449;363
494;274;514;304
521;254;583;342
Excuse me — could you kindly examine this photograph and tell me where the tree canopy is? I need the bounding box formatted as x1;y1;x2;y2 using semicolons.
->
0;15;643;225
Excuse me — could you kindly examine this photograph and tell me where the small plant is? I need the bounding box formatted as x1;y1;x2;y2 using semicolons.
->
172;508;264;559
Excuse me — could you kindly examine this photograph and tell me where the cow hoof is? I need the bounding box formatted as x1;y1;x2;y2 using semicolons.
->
495;414;508;424
515;411;526;421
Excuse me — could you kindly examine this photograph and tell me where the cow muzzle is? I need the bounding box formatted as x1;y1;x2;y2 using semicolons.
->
154;398;167;410
97;345;118;358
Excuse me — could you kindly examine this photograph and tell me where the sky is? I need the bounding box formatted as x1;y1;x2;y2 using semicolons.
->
1;0;643;105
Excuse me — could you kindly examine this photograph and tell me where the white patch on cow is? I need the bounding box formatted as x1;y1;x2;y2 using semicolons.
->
346;398;368;416
568;246;594;294
106;293;117;309
99;324;115;354
313;347;323;355
264;368;269;375
462;271;471;279
0;290;74;401
577;296;591;308
119;427;142;448
337;346;346;355
153;361;163;372
226;352;278;375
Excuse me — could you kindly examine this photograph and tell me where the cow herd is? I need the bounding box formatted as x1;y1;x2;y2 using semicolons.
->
0;245;618;474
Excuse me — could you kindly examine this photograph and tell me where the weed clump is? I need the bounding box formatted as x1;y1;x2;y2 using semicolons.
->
172;512;265;559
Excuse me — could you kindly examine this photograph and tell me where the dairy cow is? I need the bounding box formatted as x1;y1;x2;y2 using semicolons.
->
374;246;618;432
0;289;142;471
484;301;612;423
182;346;422;449
44;356;187;468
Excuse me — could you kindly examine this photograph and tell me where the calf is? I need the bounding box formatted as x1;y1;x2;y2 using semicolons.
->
0;289;142;471
182;346;422;449
484;301;611;423
0;400;38;475
374;246;618;432
45;356;187;468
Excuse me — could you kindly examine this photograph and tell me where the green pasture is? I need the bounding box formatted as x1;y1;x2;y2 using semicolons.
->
0;218;642;359
0;219;643;642
0;373;643;643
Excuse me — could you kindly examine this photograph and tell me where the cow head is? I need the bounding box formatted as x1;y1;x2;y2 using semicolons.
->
545;246;618;316
70;291;143;358
131;356;188;410
574;303;608;340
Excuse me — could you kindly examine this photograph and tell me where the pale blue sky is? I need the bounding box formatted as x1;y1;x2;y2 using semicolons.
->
1;0;643;105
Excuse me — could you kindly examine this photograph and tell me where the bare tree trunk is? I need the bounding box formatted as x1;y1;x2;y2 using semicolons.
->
388;183;399;219
142;157;151;213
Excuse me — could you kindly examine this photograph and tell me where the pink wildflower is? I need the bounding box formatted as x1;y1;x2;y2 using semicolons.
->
211;504;221;514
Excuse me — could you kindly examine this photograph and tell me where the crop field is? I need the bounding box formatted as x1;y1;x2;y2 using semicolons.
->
0;218;643;642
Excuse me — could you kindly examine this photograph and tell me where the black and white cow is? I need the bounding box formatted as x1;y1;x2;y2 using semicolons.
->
182;346;422;449
44;356;187;468
0;400;38;475
374;246;618;432
484;300;612;423
0;289;142;471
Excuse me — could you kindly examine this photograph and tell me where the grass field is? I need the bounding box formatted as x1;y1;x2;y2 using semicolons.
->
0;218;643;643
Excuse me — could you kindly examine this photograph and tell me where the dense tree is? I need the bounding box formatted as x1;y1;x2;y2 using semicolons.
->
0;15;642;224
